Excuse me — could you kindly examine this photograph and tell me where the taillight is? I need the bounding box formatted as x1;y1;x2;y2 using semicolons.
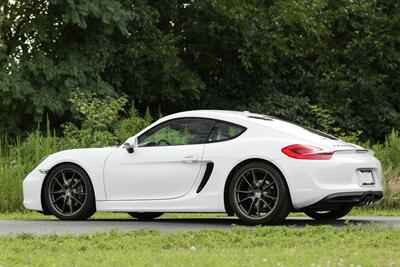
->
281;144;333;160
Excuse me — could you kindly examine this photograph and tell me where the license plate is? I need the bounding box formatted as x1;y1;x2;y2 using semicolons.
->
359;170;375;186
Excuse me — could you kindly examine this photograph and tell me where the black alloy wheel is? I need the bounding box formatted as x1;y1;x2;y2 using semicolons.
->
44;164;95;220
229;162;291;225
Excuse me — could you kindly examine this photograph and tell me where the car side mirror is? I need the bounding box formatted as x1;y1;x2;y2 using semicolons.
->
123;143;134;154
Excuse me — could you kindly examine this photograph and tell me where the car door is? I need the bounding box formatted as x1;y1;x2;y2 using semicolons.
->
103;118;215;200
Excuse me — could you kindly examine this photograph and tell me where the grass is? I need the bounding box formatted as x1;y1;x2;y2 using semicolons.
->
0;226;399;266
0;207;398;220
348;207;400;217
0;207;398;266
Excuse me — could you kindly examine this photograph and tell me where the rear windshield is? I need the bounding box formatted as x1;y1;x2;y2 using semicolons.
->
247;115;338;140
302;126;338;140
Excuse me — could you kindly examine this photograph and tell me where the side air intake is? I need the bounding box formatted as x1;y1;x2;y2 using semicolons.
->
196;162;214;193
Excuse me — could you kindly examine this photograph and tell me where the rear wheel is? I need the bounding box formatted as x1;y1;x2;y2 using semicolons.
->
229;162;291;225
305;207;352;220
128;212;164;220
44;164;95;220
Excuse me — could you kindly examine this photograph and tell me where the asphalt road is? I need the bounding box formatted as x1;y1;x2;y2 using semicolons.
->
0;216;400;235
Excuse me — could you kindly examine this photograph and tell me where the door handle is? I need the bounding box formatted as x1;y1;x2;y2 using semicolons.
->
181;155;199;163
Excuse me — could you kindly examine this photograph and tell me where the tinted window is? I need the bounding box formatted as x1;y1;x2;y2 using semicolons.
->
138;118;214;147
207;122;246;142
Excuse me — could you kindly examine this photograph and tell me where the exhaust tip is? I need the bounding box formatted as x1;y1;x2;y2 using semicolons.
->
362;194;374;206
365;195;375;206
368;196;375;206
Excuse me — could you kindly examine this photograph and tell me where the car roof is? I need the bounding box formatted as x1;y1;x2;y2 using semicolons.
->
163;110;259;121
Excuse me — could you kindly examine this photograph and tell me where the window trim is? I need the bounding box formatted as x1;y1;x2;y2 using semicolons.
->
137;117;247;147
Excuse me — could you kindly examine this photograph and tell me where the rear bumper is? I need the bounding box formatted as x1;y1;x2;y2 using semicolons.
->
274;150;384;209
297;190;383;211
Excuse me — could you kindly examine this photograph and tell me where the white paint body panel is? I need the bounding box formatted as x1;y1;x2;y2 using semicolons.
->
104;145;205;200
23;110;383;213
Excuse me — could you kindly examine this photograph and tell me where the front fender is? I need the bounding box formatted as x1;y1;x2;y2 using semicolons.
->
29;147;117;202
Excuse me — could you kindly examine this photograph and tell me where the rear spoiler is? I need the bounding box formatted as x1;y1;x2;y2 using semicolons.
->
333;149;373;155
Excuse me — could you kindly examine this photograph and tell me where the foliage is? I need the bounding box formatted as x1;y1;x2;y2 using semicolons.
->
373;130;400;171
170;0;400;142
1;0;400;142
0;128;59;212
0;226;400;266
372;129;400;208
70;91;127;131
0;0;202;135
114;106;153;143
61;91;129;147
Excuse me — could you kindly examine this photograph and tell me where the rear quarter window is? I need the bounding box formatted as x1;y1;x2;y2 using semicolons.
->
207;121;246;143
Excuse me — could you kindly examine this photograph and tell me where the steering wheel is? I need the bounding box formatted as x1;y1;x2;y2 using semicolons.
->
157;139;170;146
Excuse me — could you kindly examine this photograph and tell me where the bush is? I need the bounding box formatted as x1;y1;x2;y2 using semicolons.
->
0;128;59;212
62;91;128;147
114;106;153;143
371;130;400;208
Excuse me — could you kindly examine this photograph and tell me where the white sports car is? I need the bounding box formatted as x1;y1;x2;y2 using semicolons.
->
23;110;383;225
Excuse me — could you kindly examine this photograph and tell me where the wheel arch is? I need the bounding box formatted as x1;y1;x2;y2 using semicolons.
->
223;158;293;215
40;162;96;214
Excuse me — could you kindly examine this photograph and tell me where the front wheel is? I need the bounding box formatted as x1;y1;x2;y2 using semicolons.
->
229;162;291;225
44;164;96;220
128;212;164;220
305;207;352;220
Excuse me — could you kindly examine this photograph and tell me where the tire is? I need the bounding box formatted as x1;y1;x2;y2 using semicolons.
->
43;163;96;220
305;207;352;220
128;212;164;220
229;162;291;225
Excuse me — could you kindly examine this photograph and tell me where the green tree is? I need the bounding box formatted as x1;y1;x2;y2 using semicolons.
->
1;0;400;142
0;0;202;135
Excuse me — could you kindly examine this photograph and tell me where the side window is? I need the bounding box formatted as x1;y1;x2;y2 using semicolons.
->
138;118;214;147
207;122;246;142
